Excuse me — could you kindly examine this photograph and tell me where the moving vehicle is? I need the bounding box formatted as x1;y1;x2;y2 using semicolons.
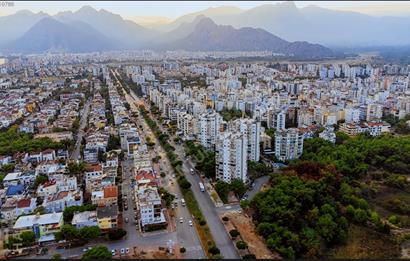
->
190;168;195;174
125;217;129;223
181;198;186;206
179;217;184;223
189;220;193;226
199;182;205;192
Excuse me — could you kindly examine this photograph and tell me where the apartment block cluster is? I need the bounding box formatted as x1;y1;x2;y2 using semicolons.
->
142;62;410;182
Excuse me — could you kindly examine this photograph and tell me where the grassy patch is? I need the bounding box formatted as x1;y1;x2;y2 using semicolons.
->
328;224;400;258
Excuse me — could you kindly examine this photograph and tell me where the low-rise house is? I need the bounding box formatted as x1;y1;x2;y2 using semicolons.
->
1;198;18;220
71;211;98;228
3;171;36;188
13;212;64;242
42;149;56;161
84;148;98;164
15;198;37;217
0;156;12;166
42;190;83;213
96;204;118;230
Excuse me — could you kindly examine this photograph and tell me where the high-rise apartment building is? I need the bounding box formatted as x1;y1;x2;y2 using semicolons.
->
274;128;304;161
216;131;248;183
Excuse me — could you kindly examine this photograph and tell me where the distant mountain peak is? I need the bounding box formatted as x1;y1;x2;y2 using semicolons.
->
76;5;98;14
195;16;218;28
15;10;35;16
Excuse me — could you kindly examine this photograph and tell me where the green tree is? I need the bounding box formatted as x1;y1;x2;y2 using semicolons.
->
20;231;35;246
34;175;48;187
236;240;248;249
230;179;247;198
353;209;368;224
80;226;101;240
214;180;230;203
208;245;220;255
178;176;191;190
315;214;337;243
82;245;111;259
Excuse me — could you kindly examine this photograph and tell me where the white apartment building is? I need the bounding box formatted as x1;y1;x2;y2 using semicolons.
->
216;132;248;183
198;111;223;150
319;126;337;144
176;111;197;140
274;128;304;161
231;118;261;162
366;103;383;122
135;187;166;229
344;108;361;123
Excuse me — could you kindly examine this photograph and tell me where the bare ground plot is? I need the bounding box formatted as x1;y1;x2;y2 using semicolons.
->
367;184;410;228
222;211;280;259
328;224;400;259
130;246;181;259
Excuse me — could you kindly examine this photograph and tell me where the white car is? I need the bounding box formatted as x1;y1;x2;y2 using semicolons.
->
121;248;125;254
189;220;193;226
125;248;130;254
111;249;116;256
179;217;184;223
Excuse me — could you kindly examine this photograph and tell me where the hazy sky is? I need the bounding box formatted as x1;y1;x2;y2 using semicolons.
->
0;1;409;19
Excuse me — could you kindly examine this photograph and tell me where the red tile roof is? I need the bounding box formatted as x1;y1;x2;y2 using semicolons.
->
135;170;155;181
103;186;118;198
86;164;102;172
17;198;31;208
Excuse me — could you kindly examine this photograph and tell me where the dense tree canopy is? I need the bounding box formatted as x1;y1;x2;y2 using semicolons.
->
250;160;387;258
301;134;410;178
0;126;63;155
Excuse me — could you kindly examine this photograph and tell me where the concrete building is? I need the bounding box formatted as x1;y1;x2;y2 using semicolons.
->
216;131;248;183
274;128;304;161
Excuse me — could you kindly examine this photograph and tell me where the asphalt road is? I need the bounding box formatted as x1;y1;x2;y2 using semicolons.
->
70;98;91;161
112;69;205;259
115;74;239;259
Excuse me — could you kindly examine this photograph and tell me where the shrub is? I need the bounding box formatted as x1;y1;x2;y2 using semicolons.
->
242;254;256;259
222;216;229;222
199;219;207;226
388;215;400;225
236;241;248;250
180;247;186;253
208;245;220;255
229;229;240;238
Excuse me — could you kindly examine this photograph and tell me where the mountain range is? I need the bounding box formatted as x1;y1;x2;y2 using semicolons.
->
1;3;410;55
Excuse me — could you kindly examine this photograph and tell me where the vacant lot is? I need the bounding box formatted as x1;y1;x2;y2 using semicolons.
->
223;211;280;259
329;224;400;259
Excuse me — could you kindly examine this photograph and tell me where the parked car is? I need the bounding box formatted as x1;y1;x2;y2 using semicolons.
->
121;248;125;254
125;217;129;223
125;248;130;254
111;249;116;256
